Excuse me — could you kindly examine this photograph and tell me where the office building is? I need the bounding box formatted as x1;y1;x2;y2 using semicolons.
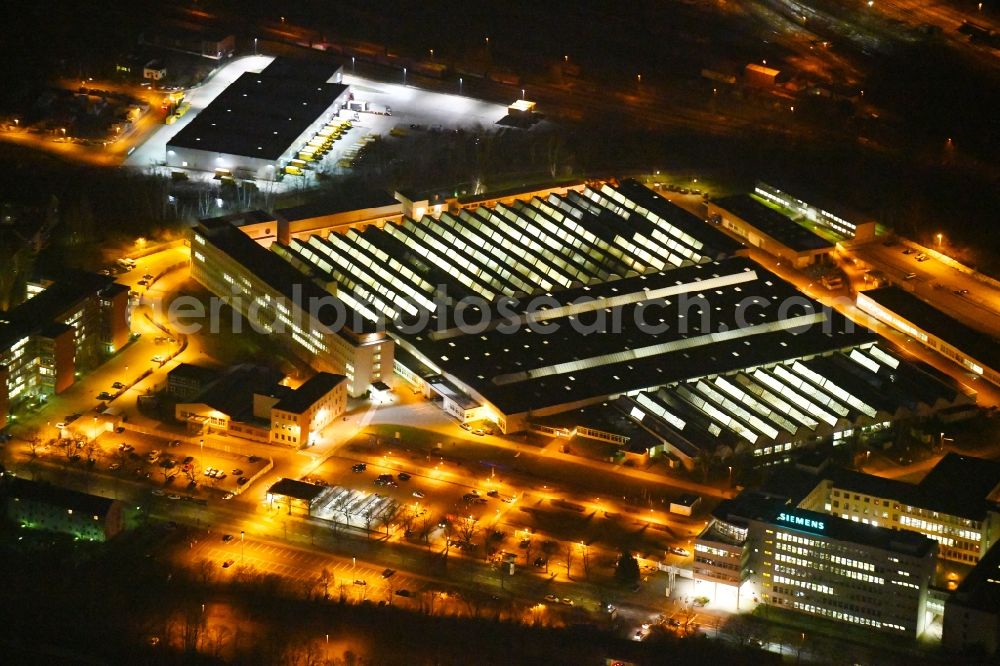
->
0;272;131;430
754;181;875;242
781;453;1000;565
3;476;125;541
269;372;347;447
174;364;348;447
190;219;393;397
696;491;937;637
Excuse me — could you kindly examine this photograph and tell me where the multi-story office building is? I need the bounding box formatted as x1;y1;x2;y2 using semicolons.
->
190;218;393;397
0;272;131;430
775;454;1000;565
696;491;937;637
269;372;347;447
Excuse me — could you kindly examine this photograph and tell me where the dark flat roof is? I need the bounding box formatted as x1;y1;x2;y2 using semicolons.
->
189;364;284;421
267;478;325;502
167;72;348;160
951;539;1000;612
0;271;116;350
861;286;1000;373
168;363;222;385
275;190;401;222
195;221;375;333
529;401;661;454
916;453;1000;521
713;194;833;253
274;372;346;413
4;477;115;516
261;57;343;82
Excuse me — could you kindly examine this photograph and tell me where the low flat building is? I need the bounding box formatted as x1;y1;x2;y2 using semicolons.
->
754;181;875;242
175;364;285;442
697;491;937;637
2;476;125;541
166;363;222;401
944;539;1000;656
857;286;1000;387
0;272;131;430
707;193;834;267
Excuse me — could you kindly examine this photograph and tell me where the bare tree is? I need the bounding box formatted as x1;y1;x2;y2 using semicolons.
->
541;540;558;574
27;431;41;458
564;543;574;579
379;504;399;537
183;462;202;486
318;567;332;600
457;516;479;545
362;506;377;538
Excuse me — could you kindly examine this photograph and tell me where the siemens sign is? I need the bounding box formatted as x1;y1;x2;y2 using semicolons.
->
777;512;825;532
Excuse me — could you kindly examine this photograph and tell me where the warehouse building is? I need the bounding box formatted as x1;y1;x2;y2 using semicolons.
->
754;180;876;242
857;286;1000;387
707;193;834;267
165;58;350;179
696;490;937;637
0;272;131;431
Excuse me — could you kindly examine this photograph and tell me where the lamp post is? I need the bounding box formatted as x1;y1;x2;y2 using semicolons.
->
936;233;943;248
459;77;463;95
240;530;245;563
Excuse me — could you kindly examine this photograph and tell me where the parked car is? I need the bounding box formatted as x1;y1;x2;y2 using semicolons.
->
237;477;249;486
397;472;411;481
352;463;367;473
412;491;425;499
396;589;411;597
112;381;125;390
222;534;234;542
222;560;235;568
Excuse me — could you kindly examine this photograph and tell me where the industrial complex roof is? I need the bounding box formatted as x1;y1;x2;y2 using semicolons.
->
860;286;1000;373
402;257;874;414
273;372;346;414
167;70;348;161
712;194;834;253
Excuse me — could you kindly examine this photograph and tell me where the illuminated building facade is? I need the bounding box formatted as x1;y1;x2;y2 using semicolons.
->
793;454;1000;565
269;372;347;447
697;492;937;637
0;273;131;430
190;220;392;397
3;476;125;541
857;287;1000;388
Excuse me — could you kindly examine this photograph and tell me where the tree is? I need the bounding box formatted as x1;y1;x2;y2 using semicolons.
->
538;540;559;574
457;516;479;545
318;568;332;600
379;504;399;537
614;550;640;587
27;431;41;458
183;462;201;485
564;543;574;578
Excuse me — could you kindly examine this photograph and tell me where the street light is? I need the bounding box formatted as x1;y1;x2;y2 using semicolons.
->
240;530;245;563
936;233;943;248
